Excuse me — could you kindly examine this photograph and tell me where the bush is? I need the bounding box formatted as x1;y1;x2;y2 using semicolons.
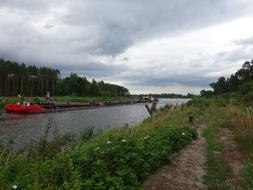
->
0;126;197;189
239;81;253;95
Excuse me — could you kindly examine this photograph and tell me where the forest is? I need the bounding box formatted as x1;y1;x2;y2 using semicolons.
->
201;59;253;97
0;58;129;97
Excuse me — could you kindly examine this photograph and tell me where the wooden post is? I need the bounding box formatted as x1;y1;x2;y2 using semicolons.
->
189;115;194;124
145;100;158;119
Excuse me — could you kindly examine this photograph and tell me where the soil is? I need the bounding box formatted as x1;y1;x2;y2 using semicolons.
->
141;123;207;190
219;127;243;188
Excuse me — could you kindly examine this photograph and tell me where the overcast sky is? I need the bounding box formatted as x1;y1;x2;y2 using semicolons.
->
1;0;253;94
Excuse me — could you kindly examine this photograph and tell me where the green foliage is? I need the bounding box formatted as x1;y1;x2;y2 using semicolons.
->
0;58;129;97
200;90;213;97
243;92;253;103
207;59;253;95
79;127;95;143
242;158;253;190
55;73;129;97
0;58;60;97
203;120;233;190
0;125;197;189
239;81;253;95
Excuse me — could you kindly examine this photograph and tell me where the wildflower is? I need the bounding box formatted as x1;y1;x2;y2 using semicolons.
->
144;135;149;139
182;132;186;136
12;185;17;189
122;139;126;142
96;147;100;150
107;140;111;144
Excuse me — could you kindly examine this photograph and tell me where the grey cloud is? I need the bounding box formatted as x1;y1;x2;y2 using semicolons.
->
62;0;253;55
0;0;50;12
54;62;127;78
1;0;253;93
116;72;216;87
1;0;253;58
215;37;253;63
235;36;253;46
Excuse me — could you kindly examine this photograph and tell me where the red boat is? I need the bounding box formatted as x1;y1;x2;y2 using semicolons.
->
4;102;47;113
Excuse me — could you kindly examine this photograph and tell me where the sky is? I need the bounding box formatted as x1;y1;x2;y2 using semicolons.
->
1;0;253;94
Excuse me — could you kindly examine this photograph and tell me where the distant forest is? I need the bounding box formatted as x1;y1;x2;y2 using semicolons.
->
201;59;253;97
0;59;129;97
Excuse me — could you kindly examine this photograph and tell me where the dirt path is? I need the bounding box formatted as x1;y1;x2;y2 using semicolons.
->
141;124;207;190
219;127;243;188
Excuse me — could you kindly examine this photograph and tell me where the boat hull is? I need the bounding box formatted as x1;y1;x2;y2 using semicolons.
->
4;104;47;114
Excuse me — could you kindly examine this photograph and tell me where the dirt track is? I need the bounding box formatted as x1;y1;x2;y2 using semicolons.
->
141;124;207;190
219;127;243;188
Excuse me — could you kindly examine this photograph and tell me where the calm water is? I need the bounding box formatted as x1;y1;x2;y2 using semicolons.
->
0;98;189;148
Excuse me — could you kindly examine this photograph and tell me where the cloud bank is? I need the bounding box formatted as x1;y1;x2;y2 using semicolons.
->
1;0;253;94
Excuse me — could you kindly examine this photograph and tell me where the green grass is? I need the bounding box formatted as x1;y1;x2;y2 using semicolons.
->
193;95;253;190
203;122;233;190
189;97;237;189
0;105;197;190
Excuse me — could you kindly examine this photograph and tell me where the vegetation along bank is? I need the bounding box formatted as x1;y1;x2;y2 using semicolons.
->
0;104;197;189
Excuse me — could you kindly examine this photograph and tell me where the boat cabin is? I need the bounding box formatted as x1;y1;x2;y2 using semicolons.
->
16;102;32;106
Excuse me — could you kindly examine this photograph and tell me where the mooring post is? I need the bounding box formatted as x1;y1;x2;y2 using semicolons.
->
189;115;194;124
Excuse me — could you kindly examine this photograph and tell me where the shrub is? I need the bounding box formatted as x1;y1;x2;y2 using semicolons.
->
0;126;197;189
239;81;253;95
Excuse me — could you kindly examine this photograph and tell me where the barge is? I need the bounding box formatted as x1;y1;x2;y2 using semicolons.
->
4;102;99;114
4;99;156;114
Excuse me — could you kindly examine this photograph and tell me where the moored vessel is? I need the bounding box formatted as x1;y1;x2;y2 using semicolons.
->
5;102;47;113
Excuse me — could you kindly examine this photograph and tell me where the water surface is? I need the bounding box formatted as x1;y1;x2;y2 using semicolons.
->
0;98;189;148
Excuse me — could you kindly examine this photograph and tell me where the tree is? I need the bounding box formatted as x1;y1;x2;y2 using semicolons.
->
200;90;213;97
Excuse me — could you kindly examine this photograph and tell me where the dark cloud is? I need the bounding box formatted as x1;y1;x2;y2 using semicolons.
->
115;72;216;87
54;62;127;78
0;0;253;93
63;0;253;55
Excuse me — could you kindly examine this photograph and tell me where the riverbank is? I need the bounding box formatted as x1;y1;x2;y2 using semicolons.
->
0;102;197;189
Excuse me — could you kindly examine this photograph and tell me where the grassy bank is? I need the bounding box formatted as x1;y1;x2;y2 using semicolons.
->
201;107;233;189
0;96;138;110
0;105;197;190
190;95;253;189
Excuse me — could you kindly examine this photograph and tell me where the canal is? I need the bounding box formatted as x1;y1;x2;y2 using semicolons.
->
0;98;190;149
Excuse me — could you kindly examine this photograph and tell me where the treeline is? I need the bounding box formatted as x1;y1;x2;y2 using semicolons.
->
201;59;253;97
0;59;59;97
56;73;129;97
0;59;129;97
139;93;196;98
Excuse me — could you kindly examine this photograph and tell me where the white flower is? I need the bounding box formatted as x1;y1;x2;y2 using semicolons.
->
12;185;17;189
144;135;149;139
96;147;100;150
182;132;186;136
122;139;126;142
107;141;111;144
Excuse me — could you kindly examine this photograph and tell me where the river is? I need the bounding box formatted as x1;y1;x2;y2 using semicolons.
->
0;98;190;149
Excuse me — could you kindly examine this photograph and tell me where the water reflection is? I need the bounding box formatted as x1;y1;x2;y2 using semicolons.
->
0;98;189;148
